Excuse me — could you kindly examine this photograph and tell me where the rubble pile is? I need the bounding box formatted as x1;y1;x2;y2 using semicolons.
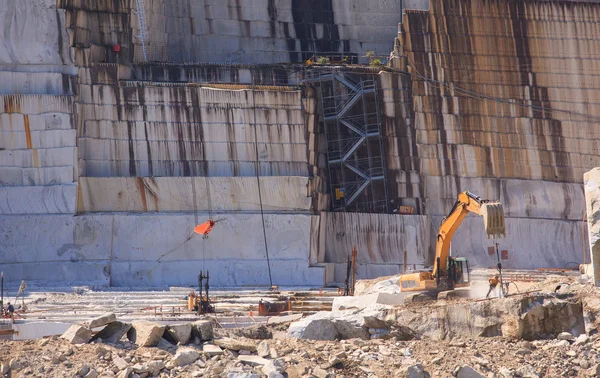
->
1;276;600;377
4;324;600;377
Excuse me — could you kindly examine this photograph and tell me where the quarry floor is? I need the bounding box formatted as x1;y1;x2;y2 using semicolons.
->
0;268;593;378
3;268;560;334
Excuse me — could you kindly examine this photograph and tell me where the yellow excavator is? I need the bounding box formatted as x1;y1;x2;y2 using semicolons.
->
399;191;506;299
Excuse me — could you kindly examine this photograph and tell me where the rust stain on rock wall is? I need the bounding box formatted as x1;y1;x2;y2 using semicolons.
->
400;0;600;184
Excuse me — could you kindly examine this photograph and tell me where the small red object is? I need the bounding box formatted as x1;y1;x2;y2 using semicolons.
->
194;220;216;236
112;44;121;53
501;250;509;260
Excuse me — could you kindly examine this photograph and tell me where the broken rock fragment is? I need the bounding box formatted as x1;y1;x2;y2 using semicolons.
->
213;337;257;352
288;314;339;341
191;320;214;341
132;360;165;375
202;344;223;356
237;355;269;366
456;366;485;378
61;325;93;344
166;347;200;368
233;324;272;340
516;364;540;378
557;331;574;341
262;359;285;377
92;321;132;344
226;372;260;378
86;313;117;329
127;321;166;347
164;323;192;345
398;363;431;378
0;362;9;375
257;341;271;358
116;367;133;378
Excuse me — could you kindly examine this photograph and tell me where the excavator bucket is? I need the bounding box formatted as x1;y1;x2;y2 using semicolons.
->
480;202;506;238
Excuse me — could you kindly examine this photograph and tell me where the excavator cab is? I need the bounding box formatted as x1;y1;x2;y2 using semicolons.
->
448;257;470;287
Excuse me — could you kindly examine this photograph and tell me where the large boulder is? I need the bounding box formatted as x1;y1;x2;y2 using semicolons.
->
288;307;394;341
191;320;213;341
164;323;192;345
391;294;584;341
91;321;131;344
507;296;585;340
127;321;166;347
331;311;371;339
61;325;92;344
86;313;116;329
288;312;339;340
354;275;401;296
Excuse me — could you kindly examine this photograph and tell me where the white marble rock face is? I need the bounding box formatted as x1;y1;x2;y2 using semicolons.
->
585;167;600;286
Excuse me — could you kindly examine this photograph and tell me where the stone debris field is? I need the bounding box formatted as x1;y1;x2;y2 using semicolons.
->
1;271;600;378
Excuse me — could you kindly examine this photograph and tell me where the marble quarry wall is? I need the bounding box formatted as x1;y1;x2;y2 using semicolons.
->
1;0;598;287
0;213;322;287
384;0;599;271
57;0;405;65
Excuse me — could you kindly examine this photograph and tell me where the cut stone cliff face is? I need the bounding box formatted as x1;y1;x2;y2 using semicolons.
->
57;0;403;65
1;0;600;286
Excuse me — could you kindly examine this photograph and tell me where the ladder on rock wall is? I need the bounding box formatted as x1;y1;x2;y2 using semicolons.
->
307;70;388;212
135;0;148;61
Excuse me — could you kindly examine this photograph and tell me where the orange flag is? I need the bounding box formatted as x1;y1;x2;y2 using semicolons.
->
194;220;216;236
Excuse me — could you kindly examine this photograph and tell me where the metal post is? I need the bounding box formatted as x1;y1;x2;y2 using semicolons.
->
1;272;3;312
198;271;203;315
204;271;210;313
351;247;357;295
403;251;407;273
495;242;504;298
344;254;351;296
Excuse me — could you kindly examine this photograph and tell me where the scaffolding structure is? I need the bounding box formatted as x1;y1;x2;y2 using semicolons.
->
307;68;389;213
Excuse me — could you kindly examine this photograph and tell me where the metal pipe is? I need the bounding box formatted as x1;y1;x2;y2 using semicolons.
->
495;242;504;298
351;247;357;295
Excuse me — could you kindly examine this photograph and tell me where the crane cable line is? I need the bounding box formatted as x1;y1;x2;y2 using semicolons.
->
252;91;274;288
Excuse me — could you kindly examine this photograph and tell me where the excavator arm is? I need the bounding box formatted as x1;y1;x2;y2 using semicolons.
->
433;191;506;279
399;190;505;294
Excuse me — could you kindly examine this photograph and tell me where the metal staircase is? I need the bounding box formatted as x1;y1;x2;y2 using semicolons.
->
307;68;389;213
